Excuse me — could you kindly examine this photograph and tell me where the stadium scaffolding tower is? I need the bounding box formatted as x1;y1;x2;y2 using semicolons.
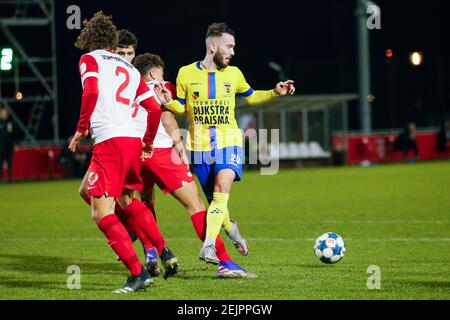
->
0;0;59;145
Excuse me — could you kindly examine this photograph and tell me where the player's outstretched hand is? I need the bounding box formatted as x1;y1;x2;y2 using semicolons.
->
68;130;88;152
275;80;295;96
154;82;172;105
142;143;154;160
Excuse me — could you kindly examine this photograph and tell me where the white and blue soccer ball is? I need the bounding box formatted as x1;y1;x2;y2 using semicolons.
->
314;232;346;264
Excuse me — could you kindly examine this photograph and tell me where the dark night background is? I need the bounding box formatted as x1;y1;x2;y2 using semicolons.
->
1;0;449;140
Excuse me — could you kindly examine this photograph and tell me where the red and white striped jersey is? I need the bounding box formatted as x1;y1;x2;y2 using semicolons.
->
78;49;159;145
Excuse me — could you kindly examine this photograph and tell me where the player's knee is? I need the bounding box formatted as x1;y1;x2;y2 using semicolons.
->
185;197;206;214
214;182;231;193
188;190;206;212
176;183;206;213
91;207;112;223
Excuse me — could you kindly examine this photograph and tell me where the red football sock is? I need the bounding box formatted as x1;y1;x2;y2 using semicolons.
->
96;214;142;276
116;202;154;251
123;199;166;256
116;202;156;251
114;202;132;232
190;210;232;262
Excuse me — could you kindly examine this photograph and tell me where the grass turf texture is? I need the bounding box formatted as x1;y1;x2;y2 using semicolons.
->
0;161;449;300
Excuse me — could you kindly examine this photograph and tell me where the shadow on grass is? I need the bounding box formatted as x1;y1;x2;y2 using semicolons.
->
174;274;217;280
396;280;450;289
0;274;116;291
0;253;263;290
0;278;118;293
0;253;127;291
0;278;63;290
0;253;125;274
171;266;217;280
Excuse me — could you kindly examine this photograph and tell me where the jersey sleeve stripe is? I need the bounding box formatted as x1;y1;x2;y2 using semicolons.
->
237;87;254;98
177;97;186;105
136;91;153;104
81;72;99;82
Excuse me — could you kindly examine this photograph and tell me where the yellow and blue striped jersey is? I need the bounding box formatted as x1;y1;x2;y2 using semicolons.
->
165;61;279;151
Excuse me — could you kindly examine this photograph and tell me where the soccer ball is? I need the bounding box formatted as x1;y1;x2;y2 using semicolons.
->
314;232;346;264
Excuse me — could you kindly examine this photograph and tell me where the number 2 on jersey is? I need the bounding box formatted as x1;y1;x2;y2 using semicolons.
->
115;66;130;105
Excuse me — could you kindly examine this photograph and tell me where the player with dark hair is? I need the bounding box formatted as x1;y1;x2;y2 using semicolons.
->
116;29;138;62
70;11;176;293
133;52;255;278
162;22;295;274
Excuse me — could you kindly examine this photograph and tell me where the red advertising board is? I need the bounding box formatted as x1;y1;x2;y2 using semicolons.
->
332;131;450;165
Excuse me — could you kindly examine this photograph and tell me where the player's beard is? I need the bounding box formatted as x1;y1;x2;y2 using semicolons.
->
213;51;230;69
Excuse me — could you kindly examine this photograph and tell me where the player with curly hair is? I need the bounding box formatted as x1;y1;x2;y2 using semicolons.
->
70;11;177;293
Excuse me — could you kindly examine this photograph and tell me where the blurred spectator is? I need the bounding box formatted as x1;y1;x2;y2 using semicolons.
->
59;135;89;178
0;108;16;183
394;122;419;162
437;120;450;154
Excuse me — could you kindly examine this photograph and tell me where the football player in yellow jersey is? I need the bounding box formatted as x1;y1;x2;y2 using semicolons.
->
162;23;295;270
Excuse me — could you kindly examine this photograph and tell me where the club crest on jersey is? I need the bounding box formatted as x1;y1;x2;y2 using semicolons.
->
88;172;99;186
192;91;199;100
224;82;232;94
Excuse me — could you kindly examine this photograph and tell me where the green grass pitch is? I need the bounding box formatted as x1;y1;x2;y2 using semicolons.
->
0;161;449;300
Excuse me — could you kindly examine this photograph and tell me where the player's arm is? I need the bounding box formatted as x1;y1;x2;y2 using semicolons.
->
135;78;162;147
161;70;187;116
160;82;183;143
161;110;189;167
161;110;181;143
236;69;295;106
239;88;279;105
69;55;99;152
160;82;189;167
